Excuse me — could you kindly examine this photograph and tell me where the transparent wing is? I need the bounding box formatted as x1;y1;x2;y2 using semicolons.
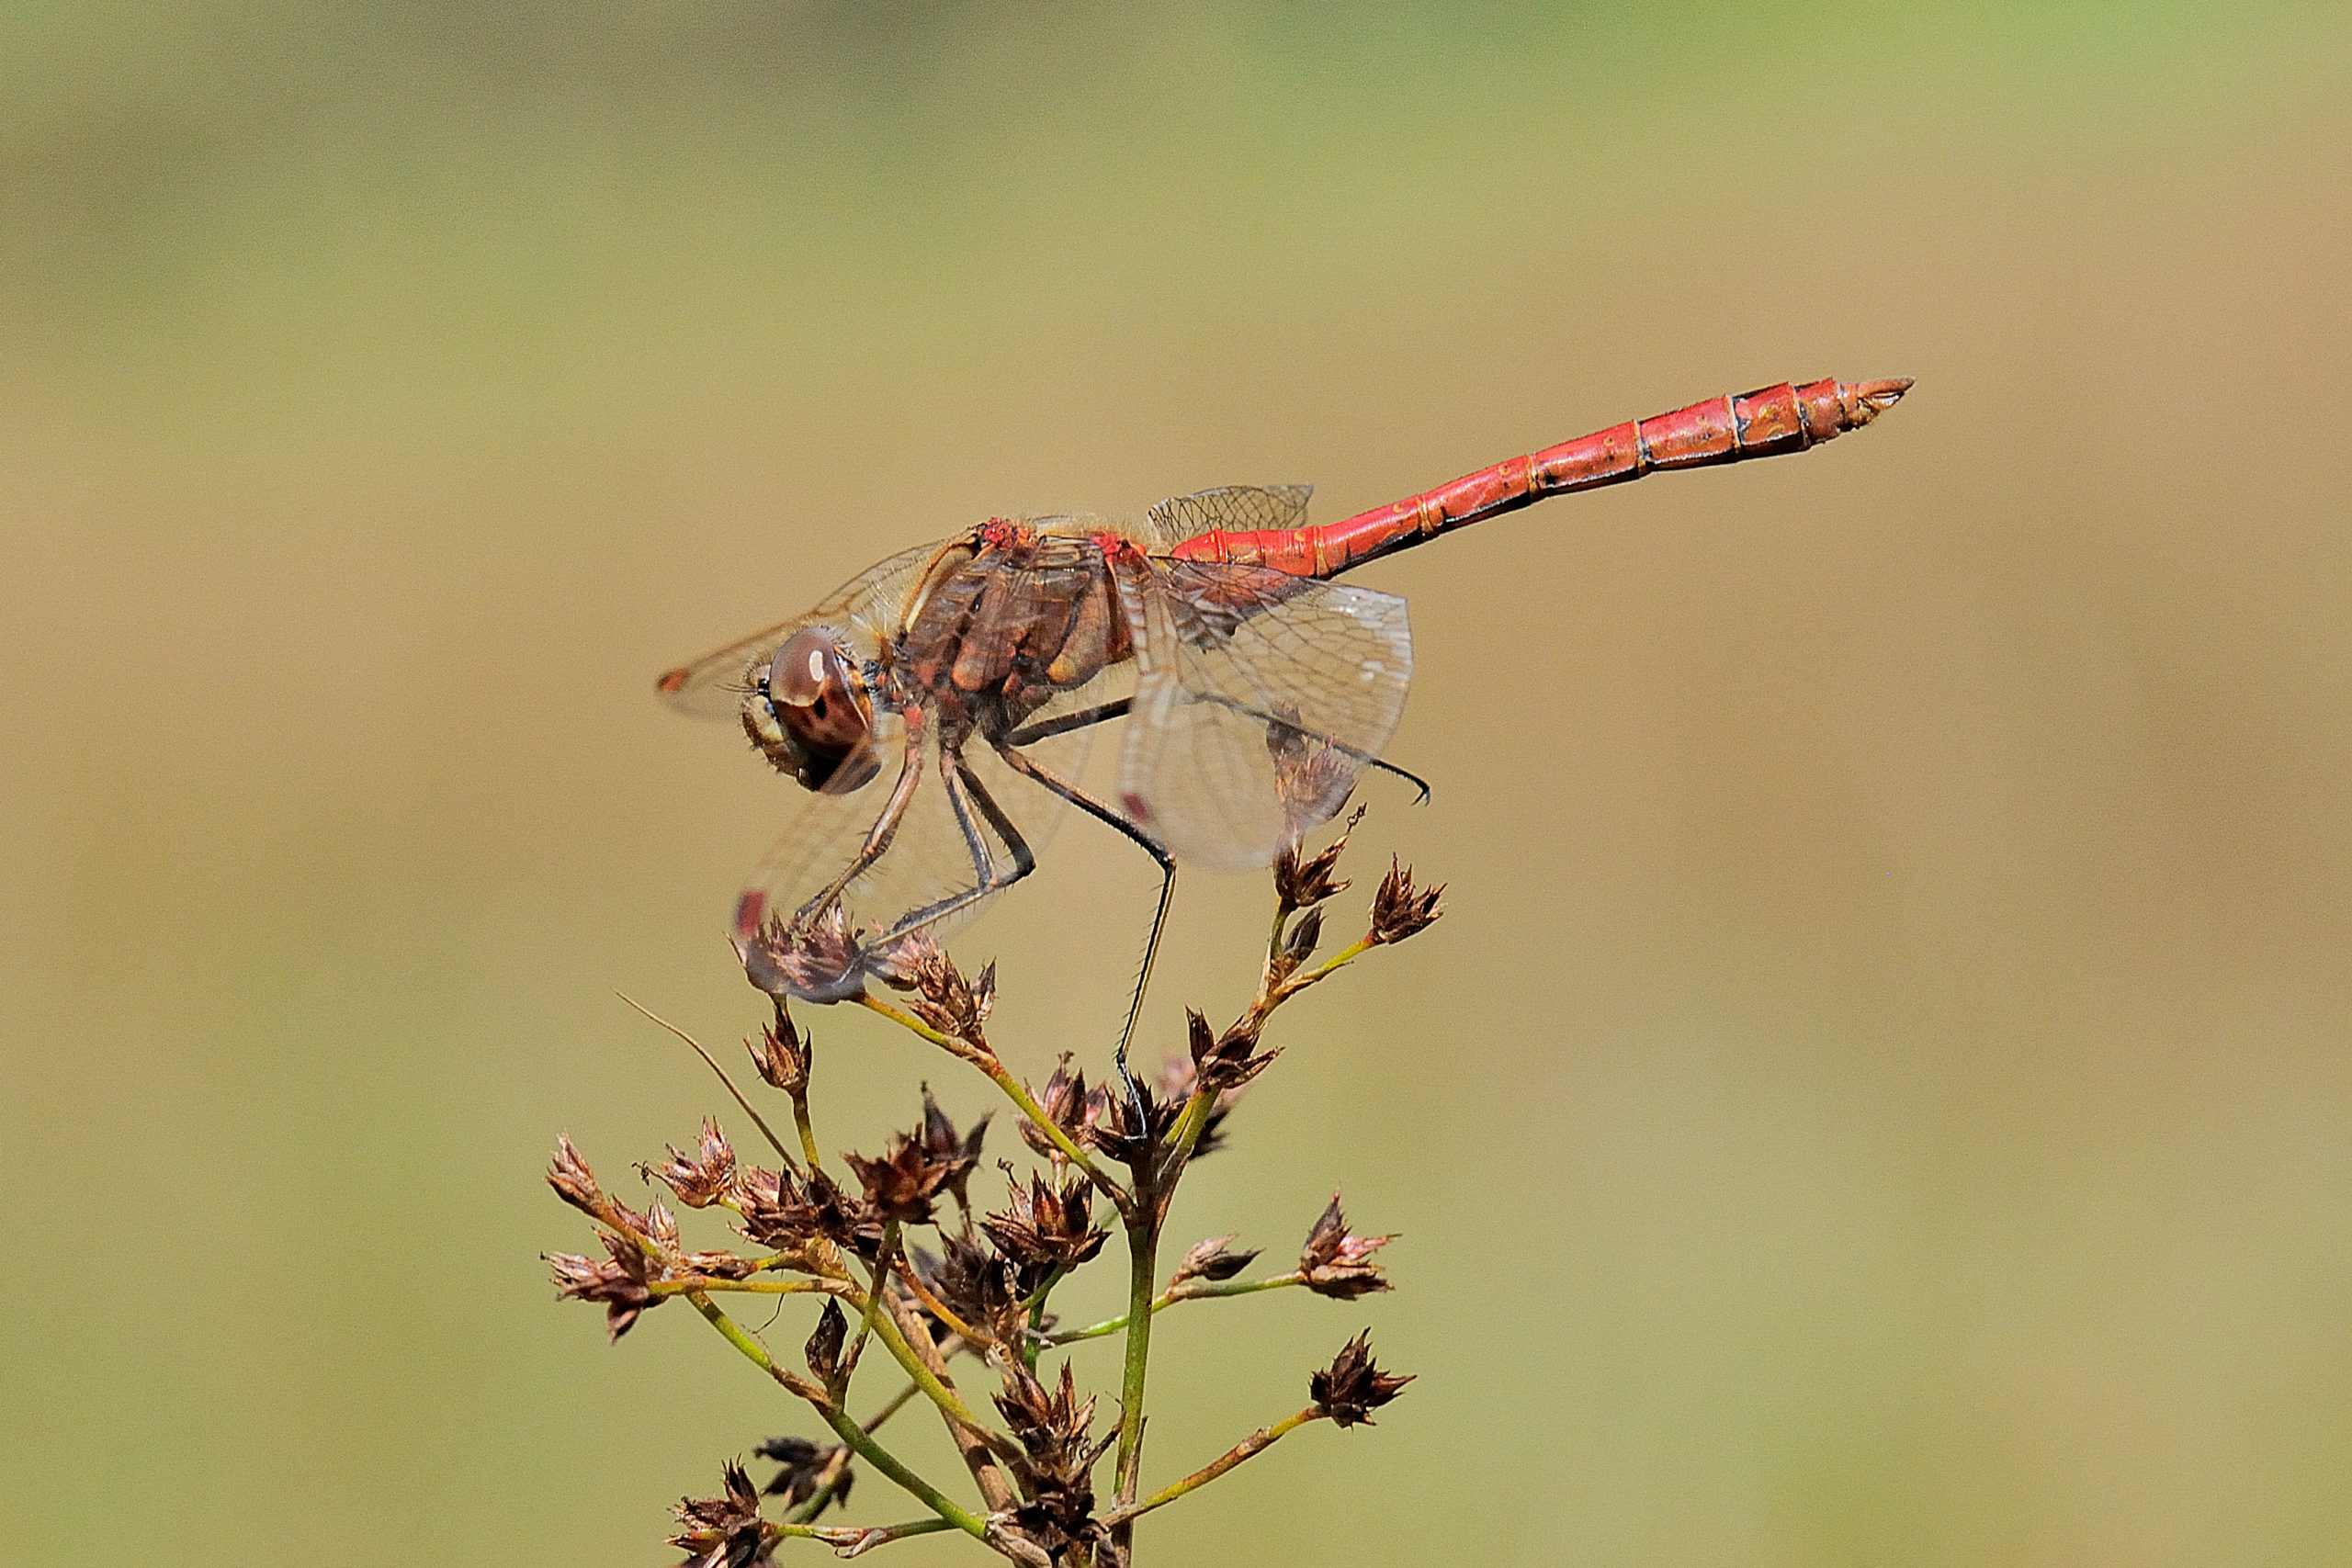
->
655;539;946;718
656;617;803;719
731;705;1090;955
1114;558;1411;872
1142;485;1314;550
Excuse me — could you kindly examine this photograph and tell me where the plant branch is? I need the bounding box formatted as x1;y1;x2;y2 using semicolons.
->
616;992;798;1169
1112;1217;1160;1518
843;1221;901;1385
682;1290;988;1540
1101;1408;1319;1527
859;992;1133;1220
649;1276;859;1301
1045;1273;1305;1345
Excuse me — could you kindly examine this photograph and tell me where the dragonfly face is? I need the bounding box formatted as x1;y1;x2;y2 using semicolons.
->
742;626;881;793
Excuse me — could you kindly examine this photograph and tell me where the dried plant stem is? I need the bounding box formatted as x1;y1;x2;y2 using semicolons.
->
1047;1274;1304;1345
616;992;799;1169
892;1255;990;1353
1101;1408;1317;1527
847;1273;1013;1461
684;1290;989;1540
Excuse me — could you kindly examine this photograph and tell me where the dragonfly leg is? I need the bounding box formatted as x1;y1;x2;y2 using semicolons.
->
794;718;931;923
866;753;1038;947
993;739;1171;1124
1366;755;1433;805
1178;689;1437;806
1001;697;1132;748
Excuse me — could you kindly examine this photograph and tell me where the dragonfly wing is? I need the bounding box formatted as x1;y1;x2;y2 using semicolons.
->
732;705;1077;958
656;539;946;719
1143;485;1314;550
1115;558;1411;872
656;617;800;719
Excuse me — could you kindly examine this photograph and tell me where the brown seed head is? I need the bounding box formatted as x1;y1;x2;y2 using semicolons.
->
1019;1055;1100;1162
668;1460;775;1568
546;1232;661;1341
1309;1330;1413;1428
547;1135;634;1233
995;1361;1113;1558
843;1126;959;1227
909;1234;1026;1346
640;1196;681;1255
918;1085;990;1209
1298;1192;1395;1300
740;904;868;1004
746;1006;810;1096
1369;857;1444;945
1267;712;1357;843
1186;1009;1279;1094
1264;904;1324;989
643;1117;738;1209
738;1164;882;1260
981;1168;1109;1274
1089;1074;1181;1171
752;1436;853;1513
994;1359;1102;1479
1168;1234;1260;1287
1152;1054;1243;1160
803;1297;849;1389
1273;802;1363;915
874;931;997;1051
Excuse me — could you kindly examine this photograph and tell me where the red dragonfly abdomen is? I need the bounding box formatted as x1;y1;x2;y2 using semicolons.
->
1167;376;1911;580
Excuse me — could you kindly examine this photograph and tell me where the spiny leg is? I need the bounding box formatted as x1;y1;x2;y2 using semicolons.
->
993;739;1172;1122
869;749;1038;948
1003;697;1132;748
796;720;931;923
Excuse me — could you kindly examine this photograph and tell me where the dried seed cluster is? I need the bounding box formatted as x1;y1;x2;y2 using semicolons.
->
546;805;1441;1564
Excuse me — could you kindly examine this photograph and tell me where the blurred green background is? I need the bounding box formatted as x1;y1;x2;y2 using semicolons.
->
6;3;2350;1564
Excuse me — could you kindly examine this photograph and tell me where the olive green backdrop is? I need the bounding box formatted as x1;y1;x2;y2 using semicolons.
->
6;4;2349;1564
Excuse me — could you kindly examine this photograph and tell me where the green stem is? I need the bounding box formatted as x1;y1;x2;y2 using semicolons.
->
790;1088;823;1172
1103;1409;1318;1526
986;1066;1130;1219
1276;936;1375;996
855;993;1132;1220
845;1222;901;1385
683;1291;987;1540
649;1276;854;1300
1112;1218;1160;1508
853;1272;1016;1461
1047;1274;1303;1345
1020;1264;1066;1373
788;1378;935;1526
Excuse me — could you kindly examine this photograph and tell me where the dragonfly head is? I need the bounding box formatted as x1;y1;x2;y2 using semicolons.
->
743;626;881;792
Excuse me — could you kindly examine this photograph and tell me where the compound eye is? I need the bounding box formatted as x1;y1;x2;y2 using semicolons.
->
769;627;870;751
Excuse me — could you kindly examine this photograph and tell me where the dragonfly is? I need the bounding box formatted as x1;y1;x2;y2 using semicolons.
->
659;375;1911;1079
